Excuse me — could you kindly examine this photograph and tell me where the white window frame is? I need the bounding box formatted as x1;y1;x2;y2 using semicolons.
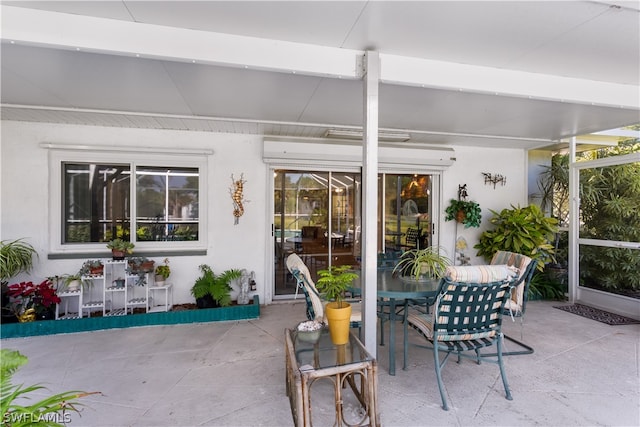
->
45;144;210;255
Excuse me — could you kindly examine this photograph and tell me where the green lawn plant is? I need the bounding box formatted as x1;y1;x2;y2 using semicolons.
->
1;349;100;426
475;204;558;271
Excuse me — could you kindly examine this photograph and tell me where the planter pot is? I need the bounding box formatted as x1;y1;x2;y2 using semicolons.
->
196;295;220;309
1;295;260;338
455;209;466;223
90;266;104;276
141;261;155;273
324;301;352;345
67;280;81;292
111;250;126;260
154;275;165;286
1;309;18;324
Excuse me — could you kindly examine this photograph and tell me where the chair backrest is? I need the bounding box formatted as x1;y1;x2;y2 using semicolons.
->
301;226;319;239
433;265;514;342
490;251;536;315
405;227;420;248
286;253;324;322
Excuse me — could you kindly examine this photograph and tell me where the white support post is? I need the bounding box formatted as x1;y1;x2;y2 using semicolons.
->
362;51;380;355
568;136;578;303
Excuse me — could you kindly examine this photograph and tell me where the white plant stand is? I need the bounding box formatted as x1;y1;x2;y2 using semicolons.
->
55;289;82;319
147;283;173;313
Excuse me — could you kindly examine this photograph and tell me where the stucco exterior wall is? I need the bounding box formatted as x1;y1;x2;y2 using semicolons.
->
2;120;529;304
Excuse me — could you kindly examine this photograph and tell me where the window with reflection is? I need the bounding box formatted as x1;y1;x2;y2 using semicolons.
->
62;163;199;244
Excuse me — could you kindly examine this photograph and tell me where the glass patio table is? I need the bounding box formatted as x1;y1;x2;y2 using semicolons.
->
284;328;379;427
352;270;441;375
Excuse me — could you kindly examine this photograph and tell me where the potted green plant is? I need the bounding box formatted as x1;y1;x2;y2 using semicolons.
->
190;264;242;308
106;238;134;260
474;204;559;271
393;247;451;281
1;239;38;323
63;273;82;292
315;265;358;345
444;199;482;228
79;260;104;276
154;258;171;286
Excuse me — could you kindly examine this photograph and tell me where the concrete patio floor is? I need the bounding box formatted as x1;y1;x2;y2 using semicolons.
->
2;300;638;426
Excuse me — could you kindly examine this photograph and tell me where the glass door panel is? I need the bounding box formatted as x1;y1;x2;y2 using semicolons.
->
381;174;432;253
274;170;361;296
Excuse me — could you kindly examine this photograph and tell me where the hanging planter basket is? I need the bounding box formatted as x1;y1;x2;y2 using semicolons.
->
445;199;482;228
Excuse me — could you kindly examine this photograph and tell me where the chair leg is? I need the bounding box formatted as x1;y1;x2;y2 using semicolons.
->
497;334;513;401
483;334;534;356
433;345;449;411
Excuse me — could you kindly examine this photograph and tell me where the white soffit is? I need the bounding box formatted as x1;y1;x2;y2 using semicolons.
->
263;138;456;168
3;5;637;111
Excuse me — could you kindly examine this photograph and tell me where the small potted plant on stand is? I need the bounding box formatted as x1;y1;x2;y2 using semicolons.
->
106;238;134;260
80;260;104;276
315;265;358;345
191;264;242;308
63;273;82;292
154;258;171;286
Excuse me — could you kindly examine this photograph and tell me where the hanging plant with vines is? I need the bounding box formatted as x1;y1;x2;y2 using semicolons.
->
444;199;482;228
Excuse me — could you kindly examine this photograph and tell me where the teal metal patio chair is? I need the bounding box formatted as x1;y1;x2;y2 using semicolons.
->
407;265;516;410
286;253;362;331
489;250;537;356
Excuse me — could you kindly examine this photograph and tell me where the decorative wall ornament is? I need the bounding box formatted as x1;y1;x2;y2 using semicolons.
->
482;172;506;188
230;174;248;225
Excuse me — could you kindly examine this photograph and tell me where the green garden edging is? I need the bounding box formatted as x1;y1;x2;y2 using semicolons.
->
0;295;260;339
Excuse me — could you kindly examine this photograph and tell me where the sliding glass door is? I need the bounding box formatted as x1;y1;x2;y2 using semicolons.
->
273;169;435;297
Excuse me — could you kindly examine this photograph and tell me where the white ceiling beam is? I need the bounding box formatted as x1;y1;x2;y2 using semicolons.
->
1;5;361;78
381;54;639;110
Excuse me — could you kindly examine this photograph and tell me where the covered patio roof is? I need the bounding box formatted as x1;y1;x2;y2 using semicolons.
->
1;1;639;148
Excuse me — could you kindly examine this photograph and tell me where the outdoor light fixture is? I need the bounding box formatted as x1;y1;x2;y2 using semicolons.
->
324;129;411;142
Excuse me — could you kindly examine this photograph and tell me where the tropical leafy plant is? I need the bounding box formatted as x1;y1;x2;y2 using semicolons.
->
528;270;566;300
444;199;482;228
1;349;99;426
0;239;38;285
393;247;451;280
475;204;558;271
191;264;242;307
316;265;358;307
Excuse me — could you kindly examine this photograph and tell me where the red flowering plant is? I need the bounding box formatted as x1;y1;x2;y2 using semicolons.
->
7;279;61;319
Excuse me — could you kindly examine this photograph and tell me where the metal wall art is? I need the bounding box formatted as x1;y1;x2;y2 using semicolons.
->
482;172;506;188
230;173;248;225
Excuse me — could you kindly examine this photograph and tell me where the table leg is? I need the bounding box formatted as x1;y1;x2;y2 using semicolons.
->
388;298;397;375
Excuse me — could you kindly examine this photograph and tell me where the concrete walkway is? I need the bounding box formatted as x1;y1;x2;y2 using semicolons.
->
2;300;638;426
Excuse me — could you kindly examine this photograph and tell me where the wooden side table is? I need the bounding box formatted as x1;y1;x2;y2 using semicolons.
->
284;328;379;427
